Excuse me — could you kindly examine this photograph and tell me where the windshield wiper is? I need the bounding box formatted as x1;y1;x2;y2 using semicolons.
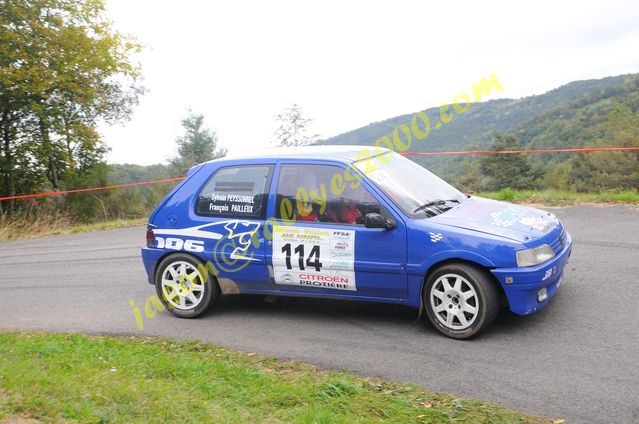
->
413;199;460;214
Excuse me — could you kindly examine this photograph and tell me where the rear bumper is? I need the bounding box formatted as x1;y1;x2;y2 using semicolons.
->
491;233;572;315
141;247;164;285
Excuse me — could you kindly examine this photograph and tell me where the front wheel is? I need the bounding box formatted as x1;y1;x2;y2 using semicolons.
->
155;253;219;318
423;263;498;339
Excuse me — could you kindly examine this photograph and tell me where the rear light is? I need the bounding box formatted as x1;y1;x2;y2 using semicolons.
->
146;229;155;248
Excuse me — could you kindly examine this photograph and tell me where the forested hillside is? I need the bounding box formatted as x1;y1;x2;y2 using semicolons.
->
319;74;639;191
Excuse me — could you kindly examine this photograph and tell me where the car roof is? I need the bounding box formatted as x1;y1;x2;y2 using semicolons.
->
204;145;389;165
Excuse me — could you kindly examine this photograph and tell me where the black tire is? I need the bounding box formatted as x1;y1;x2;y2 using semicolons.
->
154;253;220;318
423;263;498;339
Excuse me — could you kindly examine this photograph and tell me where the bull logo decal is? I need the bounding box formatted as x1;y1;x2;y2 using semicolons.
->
222;220;261;261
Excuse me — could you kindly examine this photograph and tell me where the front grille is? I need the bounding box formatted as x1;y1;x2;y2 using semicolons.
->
549;228;567;253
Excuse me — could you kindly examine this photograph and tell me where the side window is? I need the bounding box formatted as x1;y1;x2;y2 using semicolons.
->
197;165;273;219
276;164;382;225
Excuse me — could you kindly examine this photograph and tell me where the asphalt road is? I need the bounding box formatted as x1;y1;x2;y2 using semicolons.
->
1;205;638;423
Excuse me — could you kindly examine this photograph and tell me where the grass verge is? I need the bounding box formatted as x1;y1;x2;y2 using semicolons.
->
0;332;550;423
58;218;146;236
0;215;145;242
477;188;639;206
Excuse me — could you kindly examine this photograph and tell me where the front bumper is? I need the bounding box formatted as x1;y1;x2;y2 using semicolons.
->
491;233;572;315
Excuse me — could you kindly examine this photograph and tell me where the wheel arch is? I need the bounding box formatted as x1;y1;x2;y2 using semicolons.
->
419;257;507;311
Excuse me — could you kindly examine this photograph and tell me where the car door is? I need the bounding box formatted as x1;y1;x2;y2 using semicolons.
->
188;163;275;291
265;161;408;299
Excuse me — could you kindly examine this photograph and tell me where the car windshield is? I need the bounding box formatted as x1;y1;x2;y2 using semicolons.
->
354;152;466;218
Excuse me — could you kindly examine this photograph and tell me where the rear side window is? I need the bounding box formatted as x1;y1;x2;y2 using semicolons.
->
196;165;273;219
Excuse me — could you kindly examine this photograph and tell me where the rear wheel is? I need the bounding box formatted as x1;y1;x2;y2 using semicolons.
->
155;253;219;318
423;263;498;339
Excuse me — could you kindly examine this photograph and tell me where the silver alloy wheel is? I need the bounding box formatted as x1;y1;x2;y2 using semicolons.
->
160;261;205;310
430;273;479;330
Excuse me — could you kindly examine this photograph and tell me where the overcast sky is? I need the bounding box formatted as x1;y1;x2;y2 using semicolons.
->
101;0;639;165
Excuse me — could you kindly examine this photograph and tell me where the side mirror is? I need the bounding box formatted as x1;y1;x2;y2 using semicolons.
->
364;213;396;229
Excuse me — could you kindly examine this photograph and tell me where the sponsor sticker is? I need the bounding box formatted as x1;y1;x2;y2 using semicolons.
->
201;190;259;217
519;215;554;232
272;225;356;291
153;220;261;266
491;207;527;227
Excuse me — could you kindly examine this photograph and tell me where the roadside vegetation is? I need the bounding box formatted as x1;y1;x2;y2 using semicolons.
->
0;210;145;241
0;332;551;423
479;188;639;206
1;187;636;241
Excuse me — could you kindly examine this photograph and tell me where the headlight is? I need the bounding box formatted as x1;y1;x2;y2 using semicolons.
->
516;244;555;267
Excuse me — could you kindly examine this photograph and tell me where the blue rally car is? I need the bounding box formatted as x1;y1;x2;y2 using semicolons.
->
141;146;572;339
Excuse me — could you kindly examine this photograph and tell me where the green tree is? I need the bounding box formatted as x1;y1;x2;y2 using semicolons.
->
542;161;573;190
0;0;142;212
170;112;226;176
272;104;318;147
568;105;639;191
480;134;535;190
455;159;482;192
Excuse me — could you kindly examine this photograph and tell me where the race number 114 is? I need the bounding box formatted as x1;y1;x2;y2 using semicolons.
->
281;243;322;272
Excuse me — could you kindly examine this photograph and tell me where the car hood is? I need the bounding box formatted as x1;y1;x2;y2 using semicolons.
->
429;196;562;245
